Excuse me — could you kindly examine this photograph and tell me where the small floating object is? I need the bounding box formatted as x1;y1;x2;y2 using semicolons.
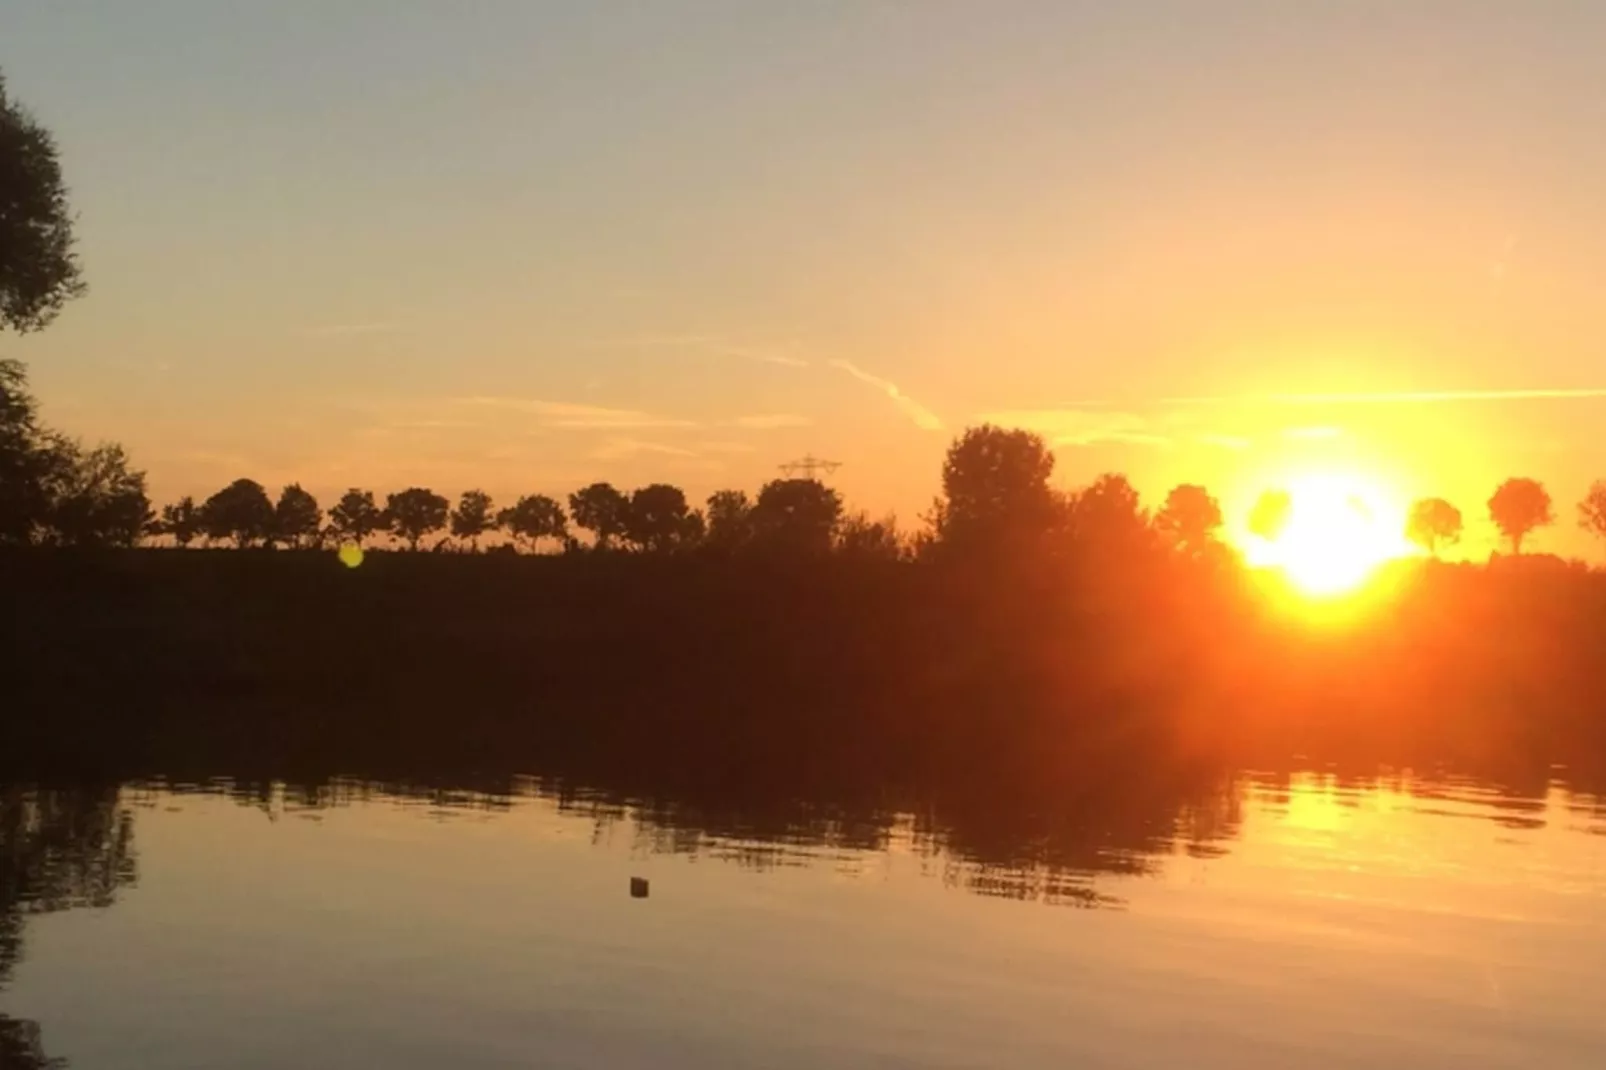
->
630;877;649;899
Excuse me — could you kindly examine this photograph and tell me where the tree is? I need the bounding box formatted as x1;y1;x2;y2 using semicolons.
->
45;442;150;547
1405;497;1463;557
498;494;567;552
1488;477;1553;554
272;484;322;548
1247;489;1293;543
705;489;754;552
1155;484;1224;556
624;483;698;552
200;479;275;548
933;424;1058;553
327;488;390;547
1;73;85;334
751;478;843;555
836;511;904;561
154;497;203;547
568;482;629;549
1578;480;1606;554
450;489;498;549
386;488;449;550
0;359;57;543
1066;472;1150;554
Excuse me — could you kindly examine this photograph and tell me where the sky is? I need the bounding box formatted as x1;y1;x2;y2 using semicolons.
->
5;1;1606;557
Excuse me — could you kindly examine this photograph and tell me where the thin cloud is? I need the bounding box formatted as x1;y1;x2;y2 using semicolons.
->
591;439;699;461
697;440;759;454
977;409;1170;448
587;335;809;368
303;322;403;337
455;397;698;430
1196;433;1252;451
1283;426;1344;440
832;360;943;431
1164;388;1606;406
734;413;812;430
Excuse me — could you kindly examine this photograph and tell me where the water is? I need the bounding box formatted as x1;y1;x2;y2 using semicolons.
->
4;769;1606;1069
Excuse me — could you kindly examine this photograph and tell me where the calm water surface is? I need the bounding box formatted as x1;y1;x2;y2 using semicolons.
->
4;768;1606;1069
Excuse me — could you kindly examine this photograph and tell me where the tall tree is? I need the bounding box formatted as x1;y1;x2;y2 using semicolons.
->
1247;489;1294;543
624;484;697;552
751;478;843;555
1488;477;1553;554
450;489;498;549
46;442;150;547
154;497;203;547
386;488;449;550
705;489;754;552
933;424;1058;554
272;484;322;548
0;73;85;333
1154;484;1224;556
200;479;275;548
568;482;629;549
1067;473;1150;553
1405;497;1463;558
1578;480;1606;554
327;488;390;547
0;359;56;543
498;494;566;552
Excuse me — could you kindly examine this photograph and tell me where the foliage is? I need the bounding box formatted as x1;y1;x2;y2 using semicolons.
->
1247;489;1293;543
624;483;699;552
836;511;905;561
569;482;629;549
153;496;203;547
498;494;567;552
450;489;498;548
44;441;150;547
0;73;85;333
1488;477;1553;554
201;479;275;547
752;478;843;555
327;488;390;547
1155;484;1223;556
1578;480;1606;551
705;489;754;552
1066;473;1150;554
386;487;449;550
933;424;1059;555
273;484;322;548
1405;497;1463;557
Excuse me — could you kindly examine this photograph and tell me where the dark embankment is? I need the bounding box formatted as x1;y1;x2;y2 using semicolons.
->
5;549;1606;788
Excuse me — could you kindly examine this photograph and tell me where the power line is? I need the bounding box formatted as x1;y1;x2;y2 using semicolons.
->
779;454;843;480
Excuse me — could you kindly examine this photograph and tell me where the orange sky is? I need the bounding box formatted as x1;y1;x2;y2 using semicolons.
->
5;3;1606;559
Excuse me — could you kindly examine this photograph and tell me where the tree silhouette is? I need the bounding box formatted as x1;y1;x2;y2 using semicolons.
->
751;478;843;555
624;484;697;552
43;442;150;547
154;496;203;547
1154;484;1223;556
1578;480;1606;554
1405;497;1463;557
201;479;275;548
450;489;498;549
327;488;390;547
1488;477;1553;554
498;494;566;552
272;483;322;548
836;511;904;560
0;73;85;334
569;482;629;550
386;488;449;550
1067;473;1150;554
933;425;1058;554
1247;489;1293;543
705;489;754;552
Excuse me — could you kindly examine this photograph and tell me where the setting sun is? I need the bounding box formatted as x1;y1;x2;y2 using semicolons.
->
1244;475;1414;596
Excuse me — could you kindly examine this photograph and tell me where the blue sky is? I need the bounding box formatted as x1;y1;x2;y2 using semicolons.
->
5;2;1606;554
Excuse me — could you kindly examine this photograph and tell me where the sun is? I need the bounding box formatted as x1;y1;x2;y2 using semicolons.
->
1244;475;1414;597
